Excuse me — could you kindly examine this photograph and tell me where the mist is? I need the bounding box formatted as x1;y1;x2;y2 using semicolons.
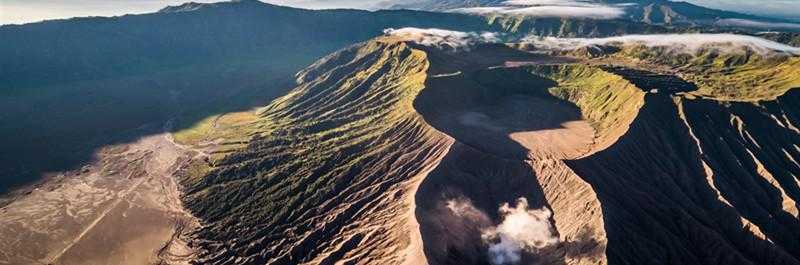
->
523;34;800;55
716;19;800;30
450;0;626;20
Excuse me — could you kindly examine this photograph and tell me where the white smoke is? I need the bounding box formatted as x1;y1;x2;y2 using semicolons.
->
451;0;627;20
716;18;800;30
446;198;487;219
523;33;800;55
481;198;559;265
383;27;501;51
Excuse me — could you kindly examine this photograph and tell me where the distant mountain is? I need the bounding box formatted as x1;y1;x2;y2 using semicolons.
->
387;0;798;28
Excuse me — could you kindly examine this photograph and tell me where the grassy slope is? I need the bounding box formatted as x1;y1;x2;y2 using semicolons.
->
180;40;452;264
529;64;646;151
0;1;496;192
615;46;800;101
177;38;800;264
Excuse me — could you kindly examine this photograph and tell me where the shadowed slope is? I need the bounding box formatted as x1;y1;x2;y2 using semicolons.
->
178;37;800;265
681;90;800;257
413;47;612;265
566;91;800;264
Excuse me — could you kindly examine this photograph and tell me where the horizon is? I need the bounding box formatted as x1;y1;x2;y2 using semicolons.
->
1;0;799;25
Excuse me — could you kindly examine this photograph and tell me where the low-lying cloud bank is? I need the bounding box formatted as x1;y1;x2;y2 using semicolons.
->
716;18;800;30
524;33;800;55
384;28;800;56
383;28;501;51
451;0;628;20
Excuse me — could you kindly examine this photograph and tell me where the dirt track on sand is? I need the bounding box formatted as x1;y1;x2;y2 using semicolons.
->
0;126;198;265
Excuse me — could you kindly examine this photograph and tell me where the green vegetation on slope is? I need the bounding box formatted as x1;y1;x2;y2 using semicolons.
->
615;45;800;101
180;40;452;264
484;16;668;37
0;0;679;193
529;64;646;152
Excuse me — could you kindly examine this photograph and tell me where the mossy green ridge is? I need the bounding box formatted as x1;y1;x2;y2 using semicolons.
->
613;46;800;101
181;40;452;264
529;64;645;147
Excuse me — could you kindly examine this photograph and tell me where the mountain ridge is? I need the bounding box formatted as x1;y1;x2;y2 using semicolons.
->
387;0;797;27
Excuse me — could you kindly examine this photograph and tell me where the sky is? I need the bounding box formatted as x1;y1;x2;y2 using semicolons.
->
687;0;800;21
1;0;798;25
0;0;371;25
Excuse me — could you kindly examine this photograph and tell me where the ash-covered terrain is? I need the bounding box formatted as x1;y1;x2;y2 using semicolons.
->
1;1;800;265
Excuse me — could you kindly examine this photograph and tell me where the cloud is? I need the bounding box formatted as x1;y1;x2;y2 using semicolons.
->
383;28;502;51
716;19;800;30
503;0;598;6
450;0;627;20
523;34;800;55
481;198;559;265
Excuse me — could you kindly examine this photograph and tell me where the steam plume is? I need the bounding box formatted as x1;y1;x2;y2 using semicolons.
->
481;198;559;265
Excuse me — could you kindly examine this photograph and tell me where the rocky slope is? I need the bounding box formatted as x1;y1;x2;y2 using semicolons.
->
181;40;454;264
3;1;800;264
178;32;800;265
179;38;616;264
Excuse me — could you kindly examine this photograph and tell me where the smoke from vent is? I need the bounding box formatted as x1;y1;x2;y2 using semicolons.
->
481;198;560;265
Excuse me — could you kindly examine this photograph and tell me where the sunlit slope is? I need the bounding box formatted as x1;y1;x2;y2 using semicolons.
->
0;0;683;193
178;35;800;265
529;64;646;152
180;40;453;264
615;46;800;100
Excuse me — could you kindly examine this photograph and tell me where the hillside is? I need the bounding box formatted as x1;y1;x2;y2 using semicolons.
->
2;1;800;264
176;31;800;264
179;36;611;265
180;39;454;264
0;0;675;195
